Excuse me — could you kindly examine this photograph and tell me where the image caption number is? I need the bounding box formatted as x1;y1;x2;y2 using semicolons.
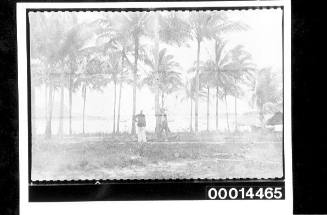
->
207;187;284;200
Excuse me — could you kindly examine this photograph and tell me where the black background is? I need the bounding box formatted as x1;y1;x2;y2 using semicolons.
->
0;0;325;214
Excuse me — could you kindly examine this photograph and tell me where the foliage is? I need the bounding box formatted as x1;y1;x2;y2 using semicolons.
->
252;67;282;111
143;48;182;95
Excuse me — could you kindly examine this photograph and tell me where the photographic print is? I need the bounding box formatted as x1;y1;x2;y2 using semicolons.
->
28;8;284;181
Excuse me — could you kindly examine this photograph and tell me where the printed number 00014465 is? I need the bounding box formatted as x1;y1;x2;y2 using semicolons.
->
207;187;284;200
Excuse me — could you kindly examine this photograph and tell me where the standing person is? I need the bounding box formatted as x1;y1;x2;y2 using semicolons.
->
134;110;147;143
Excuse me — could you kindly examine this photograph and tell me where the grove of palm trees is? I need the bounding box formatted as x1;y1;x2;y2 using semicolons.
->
30;9;284;180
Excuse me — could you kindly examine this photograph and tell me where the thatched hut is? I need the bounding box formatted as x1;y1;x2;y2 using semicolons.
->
266;111;283;132
266;111;283;125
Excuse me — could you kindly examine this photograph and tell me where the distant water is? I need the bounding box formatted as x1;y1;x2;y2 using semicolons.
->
33;113;259;135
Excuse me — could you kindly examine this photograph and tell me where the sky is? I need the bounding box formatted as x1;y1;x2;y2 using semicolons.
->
32;9;283;134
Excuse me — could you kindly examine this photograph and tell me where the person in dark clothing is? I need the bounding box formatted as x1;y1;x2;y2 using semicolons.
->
134;110;147;143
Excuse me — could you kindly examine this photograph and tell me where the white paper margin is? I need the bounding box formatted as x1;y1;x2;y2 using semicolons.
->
17;1;292;214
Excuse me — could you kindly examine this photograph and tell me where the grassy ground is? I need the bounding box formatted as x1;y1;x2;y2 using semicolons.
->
31;131;283;180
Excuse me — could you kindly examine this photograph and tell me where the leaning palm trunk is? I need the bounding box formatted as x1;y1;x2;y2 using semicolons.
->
112;81;117;134
82;84;87;135
131;36;139;135
215;86;219;131
195;39;201;133
224;94;230;133
45;82;54;138
58;83;64;136
206;87;210;131
117;52;125;134
117;82;122;133
68;73;73;135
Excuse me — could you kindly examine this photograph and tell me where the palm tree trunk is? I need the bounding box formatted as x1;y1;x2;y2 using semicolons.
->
206;86;210;131
190;98;193;133
117;82;122;133
117;52;125;134
195;39;201;133
44;84;48;134
45;82;53;138
112;81;117;134
214;40;219;131
225;94;230;133
131;36;138;135
154;15;161;137
215;86;219;131
58;83;64;136
234;96;238;132
161;92;164;110
82;85;87;135
155;89;161;136
68;73;73;135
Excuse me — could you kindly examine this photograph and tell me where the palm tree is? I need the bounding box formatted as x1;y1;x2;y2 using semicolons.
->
201;39;229;131
94;13;137;134
58;21;96;135
212;39;228;131
143;48;182;132
29;13;72;138
75;54;107;135
180;77;206;132
116;65;131;133
252;67;282;127
199;64;215;131
103;51;122;134
30;59;47;136
103;12;190;137
29;12;97;137
115;12;151;135
188;12;219;133
187;11;248;133
222;45;255;131
142;12;191;136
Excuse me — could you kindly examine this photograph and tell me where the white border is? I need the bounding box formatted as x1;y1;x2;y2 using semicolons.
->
18;1;292;214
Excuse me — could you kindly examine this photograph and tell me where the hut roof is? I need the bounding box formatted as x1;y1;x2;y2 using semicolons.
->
266;111;283;125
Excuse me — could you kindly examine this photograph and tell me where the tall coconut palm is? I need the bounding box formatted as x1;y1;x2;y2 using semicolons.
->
187;11;242;132
58;20;97;135
201;39;230;131
115;12;151;135
29;12;96;137
116;64;131;133
180;77;206;133
94;13;136;134
223;45;256;131
29;13;72;138
102;51;122;134
199;65;215;131
142;12;191;136
188;12;219;133
75;54;107;135
143;48;182;131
